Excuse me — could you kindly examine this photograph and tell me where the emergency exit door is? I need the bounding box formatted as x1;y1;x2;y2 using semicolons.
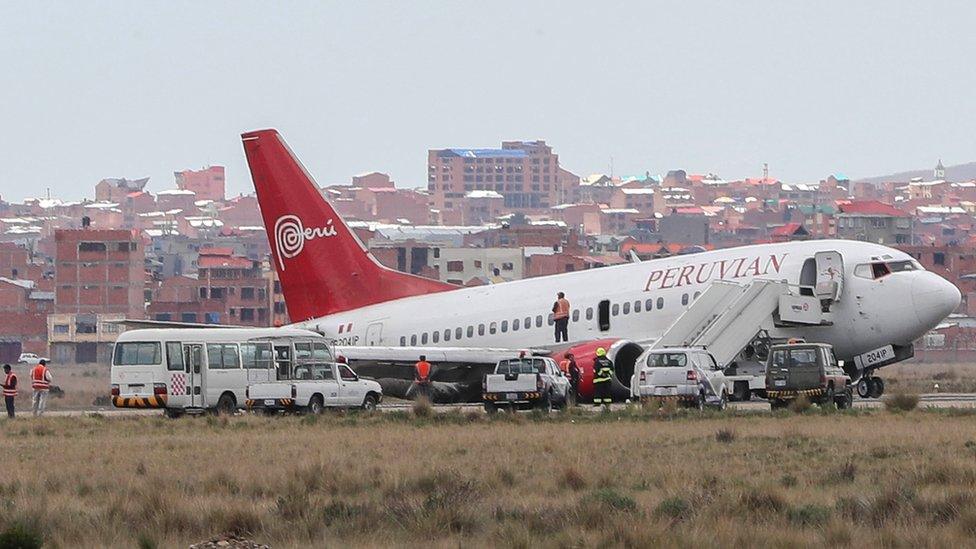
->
183;344;204;407
365;322;384;346
814;250;844;302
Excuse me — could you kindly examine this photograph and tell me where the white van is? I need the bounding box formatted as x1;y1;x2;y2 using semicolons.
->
110;327;327;417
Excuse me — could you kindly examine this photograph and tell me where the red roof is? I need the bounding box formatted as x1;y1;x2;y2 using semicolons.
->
837;200;909;217
770;222;805;236
199;247;236;256
198;255;254;269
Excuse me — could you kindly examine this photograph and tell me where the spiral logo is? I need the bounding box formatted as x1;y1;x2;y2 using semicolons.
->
272;214;338;271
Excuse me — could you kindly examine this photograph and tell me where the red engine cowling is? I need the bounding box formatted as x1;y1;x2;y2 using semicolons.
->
549;339;645;402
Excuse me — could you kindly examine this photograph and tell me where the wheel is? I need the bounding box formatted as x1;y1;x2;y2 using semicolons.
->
836;388;853;409
870;377;885;398
564;390;577;409
770;399;787;410
822;386;835;407
717;391;728;411
857;378;871;399
216;393;236;416
361;393;378;412
306;394;324;415
164;408;183;419
696;392;706;411
484;402;498;415
732;382;751;401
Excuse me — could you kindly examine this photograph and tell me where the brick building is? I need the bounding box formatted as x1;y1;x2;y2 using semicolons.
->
94;177;149;203
54;228;144;318
428;140;573;217
175;166;226;202
147;248;273;326
0;277;51;360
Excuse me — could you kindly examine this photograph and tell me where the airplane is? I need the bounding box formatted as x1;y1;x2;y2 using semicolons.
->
241;128;961;402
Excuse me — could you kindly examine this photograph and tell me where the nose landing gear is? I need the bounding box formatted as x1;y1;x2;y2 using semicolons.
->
856;376;885;399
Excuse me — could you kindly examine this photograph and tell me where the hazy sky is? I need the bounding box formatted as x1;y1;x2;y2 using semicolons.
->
2;1;975;201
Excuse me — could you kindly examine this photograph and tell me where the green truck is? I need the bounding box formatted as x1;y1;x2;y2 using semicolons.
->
765;342;852;410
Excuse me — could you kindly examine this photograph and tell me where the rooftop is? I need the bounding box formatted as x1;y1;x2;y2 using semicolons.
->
442;148;527;159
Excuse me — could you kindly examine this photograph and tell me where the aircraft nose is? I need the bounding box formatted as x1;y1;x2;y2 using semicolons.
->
912;271;961;329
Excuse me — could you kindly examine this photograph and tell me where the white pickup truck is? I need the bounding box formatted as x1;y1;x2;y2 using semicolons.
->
245;361;382;413
482;356;572;413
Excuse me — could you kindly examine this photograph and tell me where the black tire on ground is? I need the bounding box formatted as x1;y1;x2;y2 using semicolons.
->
307;394;324;415
484;402;497;415
537;393;553;413
870;377;885;398
696;392;706;411
564;390;576;409
836;388;853;409
164;408;183;419
770;399;787;410
717;391;728;411
857;378;872;399
733;382;750;401
216;393;236;416
362;393;378;412
822;386;835;407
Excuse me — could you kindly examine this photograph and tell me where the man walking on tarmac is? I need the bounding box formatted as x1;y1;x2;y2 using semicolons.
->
414;355;432;401
592;348;614;410
552;291;570;343
30;359;52;417
2;364;16;418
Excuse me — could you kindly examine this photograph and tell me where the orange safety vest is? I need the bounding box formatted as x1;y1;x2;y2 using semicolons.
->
554;298;570;320
415;361;431;383
2;373;16;397
558;360;570;374
31;365;50;390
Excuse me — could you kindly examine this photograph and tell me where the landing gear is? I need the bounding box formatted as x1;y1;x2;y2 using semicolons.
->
856;376;885;399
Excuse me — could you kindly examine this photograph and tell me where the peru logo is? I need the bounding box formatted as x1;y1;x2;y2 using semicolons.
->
273;214;337;270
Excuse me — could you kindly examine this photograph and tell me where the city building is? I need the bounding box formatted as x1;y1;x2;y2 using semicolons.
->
428;247;524;285
836;201;913;244
54;228;145;319
47;313;124;363
94;177;149;203
175;166;226;202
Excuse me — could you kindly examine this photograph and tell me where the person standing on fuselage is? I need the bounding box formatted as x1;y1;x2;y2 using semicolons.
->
552;292;570;343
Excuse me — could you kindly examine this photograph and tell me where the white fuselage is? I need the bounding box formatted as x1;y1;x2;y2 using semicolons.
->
293;239;959;362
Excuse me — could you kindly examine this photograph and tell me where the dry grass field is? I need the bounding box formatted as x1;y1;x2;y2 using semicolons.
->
3;407;976;547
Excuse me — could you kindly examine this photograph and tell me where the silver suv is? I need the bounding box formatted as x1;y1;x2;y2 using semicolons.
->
635;348;730;409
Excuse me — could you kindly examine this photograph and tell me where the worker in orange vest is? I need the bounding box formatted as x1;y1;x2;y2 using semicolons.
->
552;291;571;343
2;364;17;418
559;353;581;405
414;355;432;401
30;359;52;417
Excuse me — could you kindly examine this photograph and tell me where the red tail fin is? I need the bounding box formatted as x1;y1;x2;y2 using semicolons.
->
242;129;454;321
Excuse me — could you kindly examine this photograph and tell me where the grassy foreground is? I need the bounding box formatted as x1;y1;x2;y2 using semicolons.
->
3;408;976;547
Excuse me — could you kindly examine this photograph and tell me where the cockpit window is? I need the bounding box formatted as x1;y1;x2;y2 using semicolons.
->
854;260;919;280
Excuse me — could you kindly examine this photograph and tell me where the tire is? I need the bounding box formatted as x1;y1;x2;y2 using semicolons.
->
733;382;751;402
770;399;787;410
564;390;577;409
870;377;885;398
696;392;706;411
306;394;324;415
822;386;835;407
717;391;728;411
857;378;871;399
537;393;553;413
164;408;183;419
836;388;853;409
361;393;378;412
216;393;236;416
484;402;498;415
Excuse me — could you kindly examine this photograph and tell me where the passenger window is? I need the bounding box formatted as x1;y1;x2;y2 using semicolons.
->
432;331;439;343
657;297;664;309
294;343;312;360
513;318;520;331
623;302;630;314
572;309;580;322
693;291;701;301
400;336;406;346
421;333;429;344
242;343;273;369
547;313;554;326
536;315;543;328
645;298;653;311
524;317;531;329
611;303;619;316
501;320;508;333
313;342;331;361
467;326;474;338
489;322;497;334
166;342;183;371
222;344;240;369
478;324;485;336
634;300;642;313
456;327;463;340
681;293;689;306
410;335;417;345
444;329;451;342
586;307;593;320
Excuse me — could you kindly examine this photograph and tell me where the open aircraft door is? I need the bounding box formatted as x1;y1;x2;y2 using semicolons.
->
814;250;843;303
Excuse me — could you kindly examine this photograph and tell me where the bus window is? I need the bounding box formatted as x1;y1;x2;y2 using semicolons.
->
295;342;313;361
114;342;161;365
242;343;273;369
165;342;183;371
312;342;332;361
207;344;239;369
274;345;292;380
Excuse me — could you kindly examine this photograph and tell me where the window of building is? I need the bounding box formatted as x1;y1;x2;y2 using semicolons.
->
78;242;106;252
210;287;225;299
53;324;69;334
501;262;514;271
447;261;464;272
241;287;255;299
199;287;208;299
240;308;255;321
204;313;220;324
474;260;482;268
180;313;197;323
934;252;946;266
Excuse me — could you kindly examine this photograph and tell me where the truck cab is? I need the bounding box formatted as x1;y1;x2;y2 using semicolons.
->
765;342;852;409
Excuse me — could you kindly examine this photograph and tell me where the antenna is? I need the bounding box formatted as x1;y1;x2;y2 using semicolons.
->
762;163;769;182
609;156;614;178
